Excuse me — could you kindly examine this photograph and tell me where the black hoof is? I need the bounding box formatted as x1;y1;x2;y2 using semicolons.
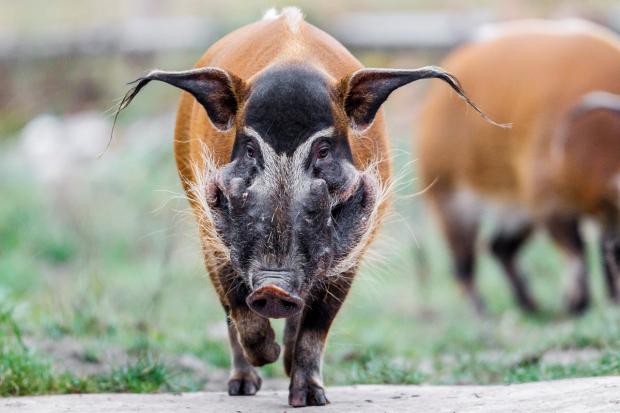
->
228;370;262;396
289;383;328;407
517;296;540;314
567;295;589;316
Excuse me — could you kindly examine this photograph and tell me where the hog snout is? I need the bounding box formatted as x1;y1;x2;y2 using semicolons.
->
246;271;304;319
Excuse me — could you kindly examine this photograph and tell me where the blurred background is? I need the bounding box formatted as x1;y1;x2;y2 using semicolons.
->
2;0;620;395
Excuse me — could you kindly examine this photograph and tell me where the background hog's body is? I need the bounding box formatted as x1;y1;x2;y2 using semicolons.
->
418;20;620;313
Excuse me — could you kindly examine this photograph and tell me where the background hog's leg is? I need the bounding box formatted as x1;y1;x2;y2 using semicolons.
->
226;314;262;396
431;191;484;313
288;274;353;407
489;223;539;312
601;229;620;303
545;215;589;314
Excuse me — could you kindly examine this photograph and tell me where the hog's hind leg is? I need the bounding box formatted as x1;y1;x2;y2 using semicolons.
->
546;215;590;314
489;222;539;313
431;189;484;313
601;228;620;303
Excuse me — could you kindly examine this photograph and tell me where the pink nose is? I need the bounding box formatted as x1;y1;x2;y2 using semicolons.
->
246;284;304;319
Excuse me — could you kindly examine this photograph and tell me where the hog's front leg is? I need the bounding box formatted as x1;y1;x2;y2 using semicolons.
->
230;305;280;366
224;305;280;395
226;317;262;395
288;274;354;407
220;268;280;395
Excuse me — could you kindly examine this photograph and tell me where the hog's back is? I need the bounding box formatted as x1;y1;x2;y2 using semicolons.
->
417;20;620;210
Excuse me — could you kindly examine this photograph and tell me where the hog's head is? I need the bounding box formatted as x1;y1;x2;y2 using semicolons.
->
116;63;496;318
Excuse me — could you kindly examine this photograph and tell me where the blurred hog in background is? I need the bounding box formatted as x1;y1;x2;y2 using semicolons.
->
417;19;620;315
553;91;620;300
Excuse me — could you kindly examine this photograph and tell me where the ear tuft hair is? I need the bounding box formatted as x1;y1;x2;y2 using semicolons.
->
343;66;510;132
108;67;243;153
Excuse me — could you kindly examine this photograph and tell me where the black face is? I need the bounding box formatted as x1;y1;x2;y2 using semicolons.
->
206;64;378;302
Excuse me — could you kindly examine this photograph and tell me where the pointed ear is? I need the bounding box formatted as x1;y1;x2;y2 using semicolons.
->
115;67;244;132
342;66;509;132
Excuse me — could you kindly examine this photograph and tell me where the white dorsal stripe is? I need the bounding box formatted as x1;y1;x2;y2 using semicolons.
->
474;19;611;43
261;7;304;33
262;8;279;20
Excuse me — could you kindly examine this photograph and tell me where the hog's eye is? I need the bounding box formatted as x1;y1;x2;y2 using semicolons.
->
317;143;330;159
246;144;256;159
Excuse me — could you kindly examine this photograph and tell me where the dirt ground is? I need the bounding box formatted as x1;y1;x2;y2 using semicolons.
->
2;376;619;413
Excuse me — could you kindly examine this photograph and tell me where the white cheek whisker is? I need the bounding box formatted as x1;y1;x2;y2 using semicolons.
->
326;159;392;278
185;142;231;272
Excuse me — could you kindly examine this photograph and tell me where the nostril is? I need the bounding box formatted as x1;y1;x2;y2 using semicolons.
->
280;299;297;310
253;298;267;309
246;284;304;319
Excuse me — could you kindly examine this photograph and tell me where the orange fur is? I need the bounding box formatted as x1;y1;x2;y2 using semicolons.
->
418;20;620;220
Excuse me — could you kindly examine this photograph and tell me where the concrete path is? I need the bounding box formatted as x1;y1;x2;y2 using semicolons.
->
1;376;619;413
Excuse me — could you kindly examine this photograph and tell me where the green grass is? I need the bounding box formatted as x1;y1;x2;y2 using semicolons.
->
0;350;176;396
2;86;620;396
0;307;180;396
